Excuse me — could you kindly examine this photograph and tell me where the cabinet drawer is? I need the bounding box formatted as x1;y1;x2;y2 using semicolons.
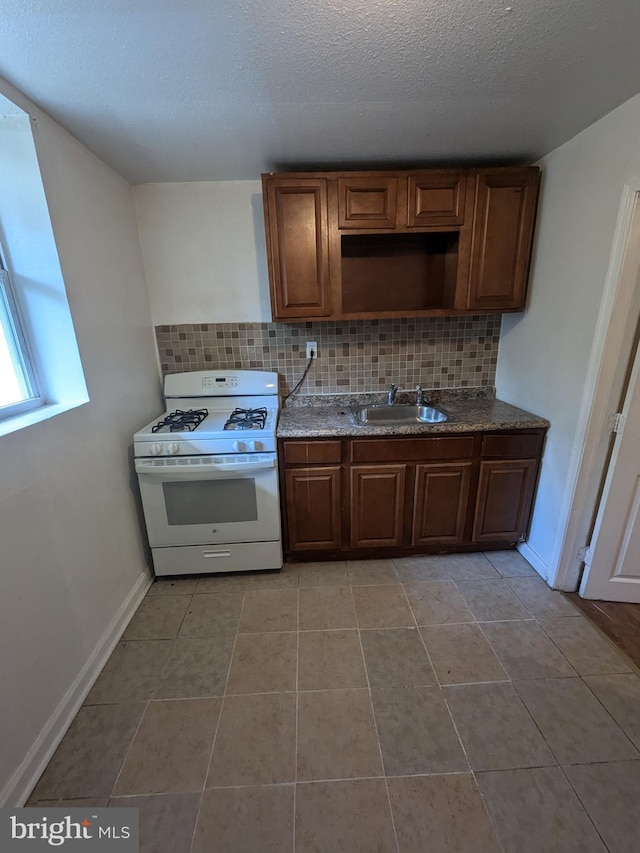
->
338;177;398;229
481;432;543;459
407;172;467;227
351;436;474;463
282;440;342;465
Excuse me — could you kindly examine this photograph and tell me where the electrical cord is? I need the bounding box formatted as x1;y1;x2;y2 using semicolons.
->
284;350;315;401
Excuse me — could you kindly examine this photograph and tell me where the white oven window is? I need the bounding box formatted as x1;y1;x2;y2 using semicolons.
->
163;478;258;526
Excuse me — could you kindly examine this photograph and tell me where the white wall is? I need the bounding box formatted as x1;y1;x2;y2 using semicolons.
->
496;92;640;585
133;181;271;324
0;78;161;804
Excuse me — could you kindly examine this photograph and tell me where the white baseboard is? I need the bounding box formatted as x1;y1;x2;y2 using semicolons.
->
517;542;553;585
1;569;152;807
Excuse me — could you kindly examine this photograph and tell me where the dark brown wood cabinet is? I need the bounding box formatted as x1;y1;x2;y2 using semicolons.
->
279;429;544;560
262;178;331;318
466;169;540;310
337;176;398;229
407;172;467;227
262;167;540;321
471;431;543;543
350;464;406;547
281;441;342;550
283;466;342;551
472;459;537;542
412;462;472;545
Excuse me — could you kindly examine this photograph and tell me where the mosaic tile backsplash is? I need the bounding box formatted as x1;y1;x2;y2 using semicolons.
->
155;316;501;395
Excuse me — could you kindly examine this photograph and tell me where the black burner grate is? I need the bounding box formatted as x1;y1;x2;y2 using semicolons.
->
151;408;209;433
223;407;268;430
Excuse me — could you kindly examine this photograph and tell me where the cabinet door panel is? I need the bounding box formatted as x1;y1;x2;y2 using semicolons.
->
338;177;398;229
412;463;472;545
264;178;330;318
472;459;537;542
467;169;540;310
407;172;467;227
350;464;406;548
285;466;341;550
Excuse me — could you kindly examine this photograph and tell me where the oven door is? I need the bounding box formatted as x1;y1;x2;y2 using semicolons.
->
135;453;281;547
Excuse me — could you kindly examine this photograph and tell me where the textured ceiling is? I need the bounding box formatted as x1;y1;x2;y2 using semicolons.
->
1;0;639;183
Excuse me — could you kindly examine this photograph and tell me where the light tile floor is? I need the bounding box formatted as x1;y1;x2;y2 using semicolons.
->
27;552;640;852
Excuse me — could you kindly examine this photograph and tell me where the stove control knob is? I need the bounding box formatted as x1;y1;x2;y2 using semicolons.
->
247;440;261;452
150;443;163;456
233;440;247;452
167;442;180;455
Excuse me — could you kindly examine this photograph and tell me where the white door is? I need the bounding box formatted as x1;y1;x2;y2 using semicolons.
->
580;322;640;601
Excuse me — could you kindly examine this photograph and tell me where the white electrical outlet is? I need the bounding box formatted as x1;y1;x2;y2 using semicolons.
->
306;341;318;359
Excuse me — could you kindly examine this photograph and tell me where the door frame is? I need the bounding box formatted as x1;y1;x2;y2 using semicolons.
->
552;177;640;590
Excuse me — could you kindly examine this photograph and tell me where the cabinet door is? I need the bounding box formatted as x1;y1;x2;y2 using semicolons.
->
338;176;398;229
284;466;341;550
467;169;540;311
412;462;472;545
472;459;537;543
350;464;406;548
263;178;331;318
407;172;467;227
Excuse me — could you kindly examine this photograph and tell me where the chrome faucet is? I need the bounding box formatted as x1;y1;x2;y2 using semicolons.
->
387;383;398;405
415;385;425;406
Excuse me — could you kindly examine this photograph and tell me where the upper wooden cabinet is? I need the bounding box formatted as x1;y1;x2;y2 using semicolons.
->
466;169;540;311
338;176;398;229
407;172;467;227
262;167;540;321
262;177;331;318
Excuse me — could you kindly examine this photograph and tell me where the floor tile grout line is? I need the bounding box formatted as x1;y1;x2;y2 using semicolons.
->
471;772;509;853
187;790;205;853
439;683;475;777
507;679;574;768
108;698;151;801
196;588;247;825
353;605;401;853
450;577;537;623
537;612;639;676
573;675;640;756
555;763;614;853
474;620;521;682
414;622;442;688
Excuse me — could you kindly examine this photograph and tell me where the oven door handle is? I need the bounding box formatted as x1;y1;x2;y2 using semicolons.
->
135;458;277;477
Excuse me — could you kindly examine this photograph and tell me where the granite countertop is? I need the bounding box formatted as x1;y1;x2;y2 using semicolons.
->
276;388;549;439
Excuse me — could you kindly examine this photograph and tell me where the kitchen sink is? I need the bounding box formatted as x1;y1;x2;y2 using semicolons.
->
351;404;448;425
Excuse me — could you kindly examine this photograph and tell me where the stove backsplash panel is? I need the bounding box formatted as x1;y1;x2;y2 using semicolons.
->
155;316;501;395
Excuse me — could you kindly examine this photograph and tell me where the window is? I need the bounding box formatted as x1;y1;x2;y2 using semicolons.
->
0;98;89;437
0;249;41;418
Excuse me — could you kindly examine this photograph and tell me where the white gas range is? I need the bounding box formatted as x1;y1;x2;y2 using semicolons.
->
134;370;282;577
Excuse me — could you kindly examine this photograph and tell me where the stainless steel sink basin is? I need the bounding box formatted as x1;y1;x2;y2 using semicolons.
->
351;404;448;425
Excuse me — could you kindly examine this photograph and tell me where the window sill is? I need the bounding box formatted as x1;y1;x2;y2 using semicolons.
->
0;398;89;438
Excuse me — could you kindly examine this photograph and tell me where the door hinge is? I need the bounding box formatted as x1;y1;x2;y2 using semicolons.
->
578;545;593;567
608;412;626;434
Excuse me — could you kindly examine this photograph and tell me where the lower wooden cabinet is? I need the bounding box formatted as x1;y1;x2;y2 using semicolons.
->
472;458;537;543
284;466;341;551
412;462;472;545
279;430;544;559
350;464;406;548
